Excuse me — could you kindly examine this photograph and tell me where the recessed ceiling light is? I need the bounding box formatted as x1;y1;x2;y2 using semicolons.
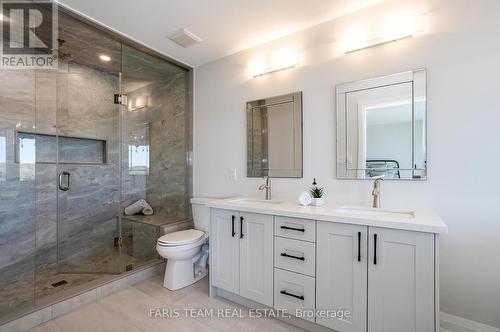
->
99;55;111;62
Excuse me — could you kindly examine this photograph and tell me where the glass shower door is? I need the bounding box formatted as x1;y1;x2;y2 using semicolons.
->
55;50;122;274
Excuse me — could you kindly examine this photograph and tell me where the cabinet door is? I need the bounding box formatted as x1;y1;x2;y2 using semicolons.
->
239;212;274;306
210;209;240;294
316;222;368;332
368;227;434;332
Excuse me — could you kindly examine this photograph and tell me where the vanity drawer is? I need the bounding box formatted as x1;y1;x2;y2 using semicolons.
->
274;216;316;242
274;268;316;322
275;237;315;277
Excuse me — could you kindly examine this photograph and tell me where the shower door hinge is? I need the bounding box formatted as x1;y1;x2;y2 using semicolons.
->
114;94;127;106
114;236;123;247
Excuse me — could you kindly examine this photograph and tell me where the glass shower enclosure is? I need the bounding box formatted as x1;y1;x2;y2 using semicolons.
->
0;6;192;323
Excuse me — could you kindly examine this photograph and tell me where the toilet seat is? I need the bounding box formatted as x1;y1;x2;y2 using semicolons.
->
157;229;206;247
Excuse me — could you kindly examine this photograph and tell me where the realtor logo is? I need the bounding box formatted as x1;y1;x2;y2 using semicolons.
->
1;0;58;69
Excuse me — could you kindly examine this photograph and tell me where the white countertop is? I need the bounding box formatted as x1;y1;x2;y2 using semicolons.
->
191;197;448;234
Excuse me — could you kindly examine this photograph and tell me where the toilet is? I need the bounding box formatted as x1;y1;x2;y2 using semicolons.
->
156;202;209;290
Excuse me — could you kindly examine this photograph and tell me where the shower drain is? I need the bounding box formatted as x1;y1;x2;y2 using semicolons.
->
50;280;68;288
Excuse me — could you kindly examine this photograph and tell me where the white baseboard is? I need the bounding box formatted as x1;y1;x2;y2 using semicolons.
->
441;312;500;332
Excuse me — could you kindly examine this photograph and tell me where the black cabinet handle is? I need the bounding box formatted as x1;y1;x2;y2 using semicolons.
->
240;216;244;238
280;290;304;300
231;215;236;237
357;232;361;262
280;225;305;232
280;252;305;261
373;234;378;265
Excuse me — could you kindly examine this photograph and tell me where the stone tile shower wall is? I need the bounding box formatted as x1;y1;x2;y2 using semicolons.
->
121;72;188;218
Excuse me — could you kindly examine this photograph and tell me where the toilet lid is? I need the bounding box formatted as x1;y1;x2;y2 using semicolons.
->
158;229;205;246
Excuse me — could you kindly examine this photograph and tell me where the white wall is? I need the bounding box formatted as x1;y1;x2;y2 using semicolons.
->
194;0;500;328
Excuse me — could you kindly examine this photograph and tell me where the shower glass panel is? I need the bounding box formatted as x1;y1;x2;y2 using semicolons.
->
120;44;190;272
0;67;36;319
55;14;122;274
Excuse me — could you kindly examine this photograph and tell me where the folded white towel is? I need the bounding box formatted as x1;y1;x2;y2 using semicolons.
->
142;201;154;216
298;192;312;206
124;199;154;216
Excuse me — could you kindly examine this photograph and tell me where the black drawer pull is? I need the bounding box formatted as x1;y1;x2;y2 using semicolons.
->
357;231;361;262
280;290;304;300
231;215;236;237
240;216;244;238
280;252;305;261
374;234;378;265
280;225;305;232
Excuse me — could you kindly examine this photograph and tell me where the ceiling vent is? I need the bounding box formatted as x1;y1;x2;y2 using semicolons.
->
168;28;202;48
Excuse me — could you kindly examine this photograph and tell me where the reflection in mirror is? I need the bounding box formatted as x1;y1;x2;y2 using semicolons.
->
336;69;426;180
128;123;150;175
247;92;302;178
19;135;36;181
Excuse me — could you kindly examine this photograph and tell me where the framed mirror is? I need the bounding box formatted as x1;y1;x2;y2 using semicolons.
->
247;92;303;178
336;69;426;180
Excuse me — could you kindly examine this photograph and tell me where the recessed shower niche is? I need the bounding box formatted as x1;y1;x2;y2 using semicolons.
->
16;132;107;165
0;6;192;323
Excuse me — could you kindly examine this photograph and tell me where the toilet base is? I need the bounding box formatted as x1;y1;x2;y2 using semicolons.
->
163;256;208;291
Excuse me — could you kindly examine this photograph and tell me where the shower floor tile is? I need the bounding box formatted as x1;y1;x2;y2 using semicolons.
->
0;253;160;321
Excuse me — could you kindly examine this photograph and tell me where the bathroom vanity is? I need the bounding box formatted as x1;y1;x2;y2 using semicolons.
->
196;197;447;332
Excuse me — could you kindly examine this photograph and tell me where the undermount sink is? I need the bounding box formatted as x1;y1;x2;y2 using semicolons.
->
226;198;284;205
335;206;415;219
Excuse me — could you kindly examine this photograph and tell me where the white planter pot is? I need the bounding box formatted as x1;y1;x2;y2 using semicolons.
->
311;197;325;206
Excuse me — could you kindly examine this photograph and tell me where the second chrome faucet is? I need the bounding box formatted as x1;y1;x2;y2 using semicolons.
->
372;178;383;208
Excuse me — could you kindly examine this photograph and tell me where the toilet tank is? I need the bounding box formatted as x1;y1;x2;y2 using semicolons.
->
192;202;210;235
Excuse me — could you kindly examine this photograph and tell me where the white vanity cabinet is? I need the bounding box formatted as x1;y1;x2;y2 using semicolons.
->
273;216;317;322
316;222;368;332
316;222;435;332
367;227;435;332
210;209;240;294
206;202;444;332
239;211;274;306
210;209;273;306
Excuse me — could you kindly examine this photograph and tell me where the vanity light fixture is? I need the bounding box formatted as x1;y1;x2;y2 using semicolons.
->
99;54;111;62
339;12;425;54
249;49;300;77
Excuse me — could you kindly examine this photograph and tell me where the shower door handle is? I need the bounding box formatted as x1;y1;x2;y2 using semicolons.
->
59;172;70;191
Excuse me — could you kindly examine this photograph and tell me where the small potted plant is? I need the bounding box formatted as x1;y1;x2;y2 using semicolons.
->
310;178;325;207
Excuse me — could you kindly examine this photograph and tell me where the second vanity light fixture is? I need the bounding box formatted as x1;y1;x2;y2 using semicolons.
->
249;49;301;77
338;12;425;54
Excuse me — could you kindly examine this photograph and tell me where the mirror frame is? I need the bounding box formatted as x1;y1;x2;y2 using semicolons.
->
246;92;303;178
336;68;427;180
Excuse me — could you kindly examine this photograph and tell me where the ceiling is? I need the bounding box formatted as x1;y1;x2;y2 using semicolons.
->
50;12;185;93
57;0;382;67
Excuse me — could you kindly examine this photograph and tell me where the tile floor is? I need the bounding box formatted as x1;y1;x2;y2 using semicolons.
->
28;276;306;332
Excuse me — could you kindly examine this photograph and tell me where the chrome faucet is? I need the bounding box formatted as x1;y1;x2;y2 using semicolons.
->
259;176;271;200
372;178;383;208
